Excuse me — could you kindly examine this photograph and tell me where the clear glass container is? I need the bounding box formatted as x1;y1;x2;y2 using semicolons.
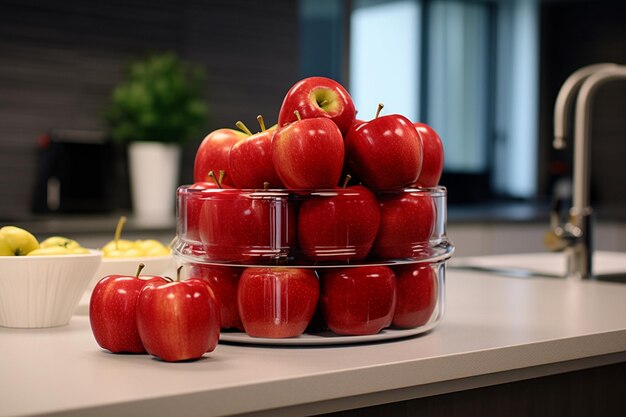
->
173;186;454;344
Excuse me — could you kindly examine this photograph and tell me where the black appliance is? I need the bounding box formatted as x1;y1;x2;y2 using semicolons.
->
32;129;116;214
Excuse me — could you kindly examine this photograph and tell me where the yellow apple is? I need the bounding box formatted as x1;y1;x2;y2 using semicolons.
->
0;226;40;256
101;217;170;258
105;247;145;258
0;235;13;256
101;239;135;254
40;236;82;250
135;239;170;256
70;247;90;254
27;246;72;256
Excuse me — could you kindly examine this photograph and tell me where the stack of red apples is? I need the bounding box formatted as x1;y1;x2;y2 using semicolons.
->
177;76;450;340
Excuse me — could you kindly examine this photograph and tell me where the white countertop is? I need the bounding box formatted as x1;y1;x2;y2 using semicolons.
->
2;252;626;417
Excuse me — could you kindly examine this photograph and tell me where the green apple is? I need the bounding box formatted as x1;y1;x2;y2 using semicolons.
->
0;226;40;256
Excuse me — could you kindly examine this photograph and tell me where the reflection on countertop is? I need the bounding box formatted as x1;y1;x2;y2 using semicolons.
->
2;212;176;250
448;200;550;224
449;200;626;224
3;200;625;257
4;212;175;235
6;199;626;231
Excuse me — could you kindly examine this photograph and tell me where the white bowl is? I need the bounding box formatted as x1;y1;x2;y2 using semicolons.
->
0;250;103;328
88;254;174;291
74;255;174;316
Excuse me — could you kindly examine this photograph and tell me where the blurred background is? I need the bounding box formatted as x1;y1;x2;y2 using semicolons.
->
1;0;625;253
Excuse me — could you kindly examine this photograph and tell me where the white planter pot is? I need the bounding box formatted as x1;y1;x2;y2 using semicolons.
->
128;142;181;222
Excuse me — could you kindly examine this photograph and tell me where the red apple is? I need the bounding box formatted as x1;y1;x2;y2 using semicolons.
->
320;266;397;335
136;275;220;362
371;190;436;259
413;122;444;188
237;267;320;338
345;104;423;190
297;181;380;261
89;264;167;353
179;173;224;244
198;189;296;262
352;118;367;129
272;116;344;189
392;264;438;328
188;264;243;330
193;128;247;186
277;76;356;135
228;116;284;189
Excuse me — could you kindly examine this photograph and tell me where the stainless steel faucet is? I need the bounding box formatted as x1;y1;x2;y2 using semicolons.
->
546;63;626;279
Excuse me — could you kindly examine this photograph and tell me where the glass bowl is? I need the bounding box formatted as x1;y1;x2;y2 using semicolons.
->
172;186;454;344
174;186;452;265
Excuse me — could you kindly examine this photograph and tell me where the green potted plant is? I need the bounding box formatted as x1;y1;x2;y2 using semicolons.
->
106;52;208;221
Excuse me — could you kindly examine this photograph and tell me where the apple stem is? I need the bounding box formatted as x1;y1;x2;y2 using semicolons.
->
375;103;384;119
318;99;329;107
218;170;226;186
135;263;145;278
294;110;302;121
342;174;352;188
257;115;266;132
235;121;253;136
176;265;183;282
263;181;270;191
114;216;127;250
208;170;223;189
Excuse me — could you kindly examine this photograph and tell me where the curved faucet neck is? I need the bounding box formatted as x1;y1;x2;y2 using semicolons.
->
573;65;626;211
550;63;626;280
553;63;618;149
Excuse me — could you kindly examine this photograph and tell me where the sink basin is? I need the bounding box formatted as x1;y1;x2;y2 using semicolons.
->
450;265;626;284
595;272;626;284
449;251;626;284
